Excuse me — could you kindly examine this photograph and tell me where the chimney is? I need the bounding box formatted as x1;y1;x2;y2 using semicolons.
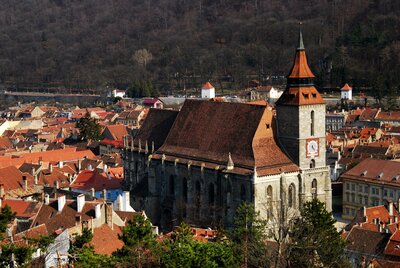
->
78;159;82;171
22;176;28;190
103;164;107;173
117;195;123;211
123;191;130;211
59;161;63;168
49;164;53;173
95;203;101;219
0;184;4;198
105;202;113;229
31;166;35;176
57;195;66;212
0;197;2;208
363;206;367;222
44;194;50;205
34;174;38;185
389;202;394;216
55;180;59;189
91;188;95;198
103;189;107;201
39;158;43;167
75;215;81;226
77;194;85;213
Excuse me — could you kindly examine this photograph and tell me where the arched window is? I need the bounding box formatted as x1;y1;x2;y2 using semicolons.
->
310;159;315;169
311;110;315;136
182;177;188;202
311;179;317;199
209;183;215;205
240;185;246;201
169;175;175;195
288;184;296;208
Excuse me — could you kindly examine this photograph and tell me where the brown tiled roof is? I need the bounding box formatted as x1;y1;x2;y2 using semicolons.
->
0;166;34;191
13;224;48;243
376;111;400;121
157;100;298;174
90;224;124;255
352;145;388;156
31;199;100;234
0;137;14;150
133;108;178;151
360;108;379;121
103;124;128;141
345;226;390;256
70;169;123;191
341;159;400;186
369;259;400;268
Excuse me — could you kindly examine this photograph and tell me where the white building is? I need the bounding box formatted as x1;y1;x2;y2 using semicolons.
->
201;82;215;99
341;83;352;100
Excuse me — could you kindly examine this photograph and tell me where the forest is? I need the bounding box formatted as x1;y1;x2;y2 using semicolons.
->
0;0;399;96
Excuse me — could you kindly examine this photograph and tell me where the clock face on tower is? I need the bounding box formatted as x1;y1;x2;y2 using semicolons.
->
306;138;319;157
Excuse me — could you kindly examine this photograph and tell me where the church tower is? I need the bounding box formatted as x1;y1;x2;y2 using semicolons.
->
276;30;326;170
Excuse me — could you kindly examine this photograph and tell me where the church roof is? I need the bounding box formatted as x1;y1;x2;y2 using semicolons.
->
156;100;298;175
276;86;324;105
287;50;315;79
341;83;352;91
133;108;178;151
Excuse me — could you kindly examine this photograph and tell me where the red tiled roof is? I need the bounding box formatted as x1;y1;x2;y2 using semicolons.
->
341;83;352;91
360;108;379;121
70;170;123;191
275;86;325;106
103;124;128;141
202;82;214;89
100;138;123;148
376;111;400;121
143;98;162;105
1;199;41;218
0;166;34;191
90;224;124;255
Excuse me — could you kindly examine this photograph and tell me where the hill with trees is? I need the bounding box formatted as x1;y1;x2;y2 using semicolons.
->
0;0;399;97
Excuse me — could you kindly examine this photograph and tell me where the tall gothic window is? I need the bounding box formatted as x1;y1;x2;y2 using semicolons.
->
311;179;317;199
182;177;188;202
266;186;273;219
288;184;296;208
209;183;215;205
240;185;246;201
311;110;315;136
169;175;175;196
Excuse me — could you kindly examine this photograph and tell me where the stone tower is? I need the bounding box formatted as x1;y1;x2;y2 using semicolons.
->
276;30;326;170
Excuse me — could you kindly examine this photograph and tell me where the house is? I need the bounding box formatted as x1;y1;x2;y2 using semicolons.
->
341;83;353;100
110;89;126;98
142;98;163;109
70;168;124;201
326;112;347;132
343;203;400;266
201;82;215;99
116;109;146;127
340;158;400;219
101;124;128;141
375;111;400;127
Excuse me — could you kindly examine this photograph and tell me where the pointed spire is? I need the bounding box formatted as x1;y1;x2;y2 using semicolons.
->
138;139;142;153
298;22;304;50
145;140;149;154
227;152;234;170
151;141;155;153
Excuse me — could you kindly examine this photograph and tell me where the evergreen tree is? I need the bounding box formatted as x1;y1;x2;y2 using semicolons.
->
230;202;270;268
0;205;16;236
115;214;159;267
76;113;102;141
286;199;350;268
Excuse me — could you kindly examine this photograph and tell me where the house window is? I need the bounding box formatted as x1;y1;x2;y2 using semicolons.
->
351;184;355;191
364;196;368;205
346;183;350;190
311;111;315;136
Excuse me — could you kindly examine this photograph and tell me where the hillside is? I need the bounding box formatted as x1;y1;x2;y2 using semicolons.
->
0;0;399;96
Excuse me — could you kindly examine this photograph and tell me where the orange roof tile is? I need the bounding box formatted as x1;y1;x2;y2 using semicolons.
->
90;224;124;255
341;83;352;91
202;82;214;89
287;50;315;79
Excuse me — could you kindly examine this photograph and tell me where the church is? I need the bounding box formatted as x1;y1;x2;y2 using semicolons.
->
122;32;331;231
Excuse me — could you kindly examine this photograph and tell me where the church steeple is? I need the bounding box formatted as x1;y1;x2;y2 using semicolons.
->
276;26;324;106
